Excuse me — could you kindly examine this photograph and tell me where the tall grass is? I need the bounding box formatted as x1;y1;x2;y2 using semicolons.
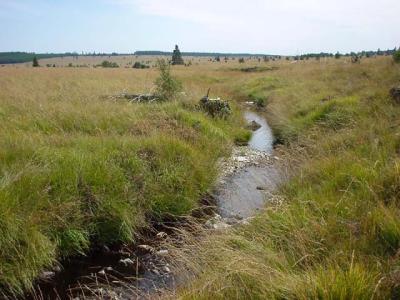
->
0;67;246;295
177;57;400;299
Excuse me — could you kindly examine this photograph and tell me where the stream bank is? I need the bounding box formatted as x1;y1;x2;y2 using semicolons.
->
28;110;282;300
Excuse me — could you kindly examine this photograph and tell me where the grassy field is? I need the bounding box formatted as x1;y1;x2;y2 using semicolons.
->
1;55;399;297
176;56;400;299
0;65;250;295
5;55;240;68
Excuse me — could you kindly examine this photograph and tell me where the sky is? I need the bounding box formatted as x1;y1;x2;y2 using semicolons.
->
0;0;399;55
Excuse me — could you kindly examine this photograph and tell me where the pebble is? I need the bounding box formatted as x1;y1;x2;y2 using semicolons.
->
119;258;134;267
212;222;231;230
236;156;248;162
162;266;171;273
53;265;61;273
39;271;55;281
138;244;154;253
98;269;106;275
156;232;168;239
156;249;169;257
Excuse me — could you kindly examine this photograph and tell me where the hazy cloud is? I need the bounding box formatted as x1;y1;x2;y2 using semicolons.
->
105;0;399;53
1;0;399;53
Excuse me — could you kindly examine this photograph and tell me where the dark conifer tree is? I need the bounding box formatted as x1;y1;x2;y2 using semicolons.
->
32;56;39;67
171;45;184;65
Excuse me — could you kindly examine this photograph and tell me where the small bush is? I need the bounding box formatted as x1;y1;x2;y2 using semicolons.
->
99;60;119;68
32;56;39;67
154;59;182;101
393;50;400;63
255;97;266;108
133;62;149;69
199;98;231;118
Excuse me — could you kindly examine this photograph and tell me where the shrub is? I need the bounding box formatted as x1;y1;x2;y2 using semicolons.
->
133;62;149;69
32;56;39;67
154;59;182;101
171;45;184;65
99;60;119;68
255;97;266;108
393;50;400;63
199;97;231;118
238;58;245;63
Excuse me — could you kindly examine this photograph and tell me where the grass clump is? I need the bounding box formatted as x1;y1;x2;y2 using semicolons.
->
233;128;252;145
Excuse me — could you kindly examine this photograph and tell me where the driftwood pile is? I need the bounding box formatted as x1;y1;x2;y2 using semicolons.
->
109;93;160;103
199;90;231;118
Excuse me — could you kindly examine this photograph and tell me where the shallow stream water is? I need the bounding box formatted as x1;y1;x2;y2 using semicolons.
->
216;111;280;219
244;111;274;153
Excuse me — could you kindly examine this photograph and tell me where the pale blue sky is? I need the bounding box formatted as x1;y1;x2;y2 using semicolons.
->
0;0;399;55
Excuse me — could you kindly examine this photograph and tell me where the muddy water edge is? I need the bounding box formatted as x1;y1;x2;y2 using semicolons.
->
27;110;282;300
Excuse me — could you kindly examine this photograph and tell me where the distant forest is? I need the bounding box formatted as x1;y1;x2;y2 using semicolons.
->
0;52;80;64
0;52;127;64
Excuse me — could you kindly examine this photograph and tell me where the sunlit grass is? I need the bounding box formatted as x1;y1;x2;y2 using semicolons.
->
177;56;400;299
0;66;246;294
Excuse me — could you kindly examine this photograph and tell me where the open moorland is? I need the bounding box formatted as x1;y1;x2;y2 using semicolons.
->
1;55;400;298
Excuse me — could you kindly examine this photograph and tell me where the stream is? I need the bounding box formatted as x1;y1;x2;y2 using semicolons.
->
30;111;280;300
244;111;274;153
216;110;280;220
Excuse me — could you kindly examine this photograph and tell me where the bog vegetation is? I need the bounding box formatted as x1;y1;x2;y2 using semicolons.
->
177;56;400;299
0;64;247;295
0;54;399;298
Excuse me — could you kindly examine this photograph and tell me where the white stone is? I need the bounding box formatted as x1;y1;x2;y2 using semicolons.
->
156;232;167;239
138;244;154;252
156;249;169;257
119;258;134;266
98;269;106;275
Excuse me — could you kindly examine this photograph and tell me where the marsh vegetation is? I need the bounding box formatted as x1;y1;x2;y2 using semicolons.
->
0;55;399;298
